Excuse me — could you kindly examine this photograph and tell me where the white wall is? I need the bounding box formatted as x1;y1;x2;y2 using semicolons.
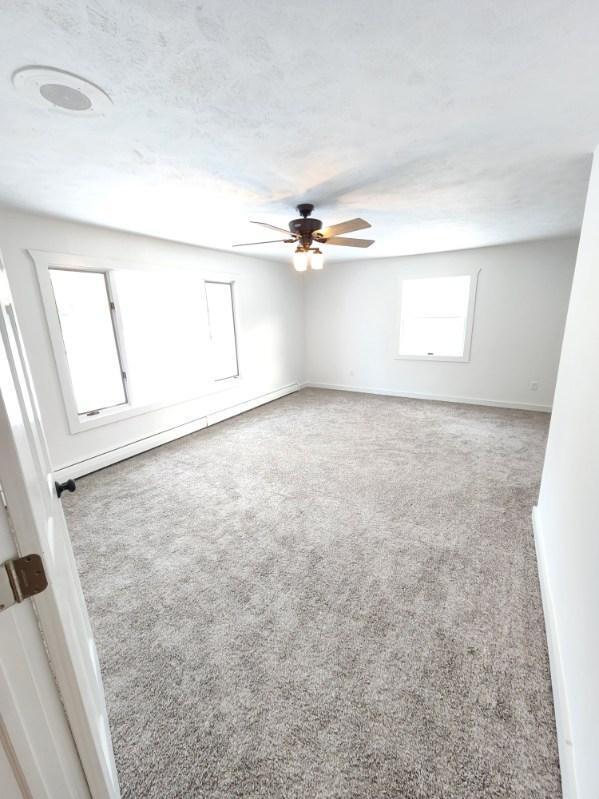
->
304;237;577;410
0;206;577;479
0;208;303;474
535;152;599;799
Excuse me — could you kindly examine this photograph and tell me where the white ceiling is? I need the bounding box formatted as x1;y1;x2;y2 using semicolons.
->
1;0;598;261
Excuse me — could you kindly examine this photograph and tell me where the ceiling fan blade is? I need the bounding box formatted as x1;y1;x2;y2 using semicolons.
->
317;218;371;238
233;239;293;247
250;220;295;236
324;236;375;248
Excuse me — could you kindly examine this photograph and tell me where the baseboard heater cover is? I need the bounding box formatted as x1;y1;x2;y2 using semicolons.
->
53;383;299;481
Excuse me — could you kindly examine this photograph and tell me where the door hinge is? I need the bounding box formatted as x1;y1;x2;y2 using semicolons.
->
0;554;48;614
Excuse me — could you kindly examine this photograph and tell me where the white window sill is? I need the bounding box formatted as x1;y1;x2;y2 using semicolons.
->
68;376;241;434
394;354;471;363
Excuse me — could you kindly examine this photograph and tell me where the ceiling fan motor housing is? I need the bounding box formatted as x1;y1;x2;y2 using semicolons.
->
289;205;322;248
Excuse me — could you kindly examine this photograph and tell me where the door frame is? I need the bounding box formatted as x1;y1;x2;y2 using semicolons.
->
0;251;119;797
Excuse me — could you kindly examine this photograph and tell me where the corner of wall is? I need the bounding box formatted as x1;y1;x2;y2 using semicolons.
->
299;272;308;386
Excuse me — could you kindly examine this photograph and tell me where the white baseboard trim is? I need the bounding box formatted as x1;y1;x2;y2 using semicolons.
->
532;506;578;799
53;383;300;481
302;382;552;412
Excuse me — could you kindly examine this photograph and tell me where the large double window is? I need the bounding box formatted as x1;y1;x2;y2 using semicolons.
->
38;254;239;427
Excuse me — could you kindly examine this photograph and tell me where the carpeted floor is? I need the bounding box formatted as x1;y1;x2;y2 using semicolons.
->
63;388;560;798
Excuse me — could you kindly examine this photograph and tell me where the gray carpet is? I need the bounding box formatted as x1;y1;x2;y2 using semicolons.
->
63;388;560;798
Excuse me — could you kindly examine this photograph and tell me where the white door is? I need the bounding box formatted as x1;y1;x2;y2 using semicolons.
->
0;500;89;798
0;253;120;798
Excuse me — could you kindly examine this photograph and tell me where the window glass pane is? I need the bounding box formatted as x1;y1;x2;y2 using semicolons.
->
49;269;126;414
399;316;467;356
113;270;208;405
205;282;238;380
401;276;471;318
399;275;472;357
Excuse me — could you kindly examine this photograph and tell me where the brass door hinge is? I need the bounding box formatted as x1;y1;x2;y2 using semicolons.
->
0;554;48;614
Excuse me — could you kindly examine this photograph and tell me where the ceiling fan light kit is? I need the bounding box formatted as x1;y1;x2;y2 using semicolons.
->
292;246;323;272
234;203;374;270
292;247;309;272
310;248;324;270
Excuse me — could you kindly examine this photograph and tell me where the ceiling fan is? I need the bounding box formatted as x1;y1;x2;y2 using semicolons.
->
233;204;374;271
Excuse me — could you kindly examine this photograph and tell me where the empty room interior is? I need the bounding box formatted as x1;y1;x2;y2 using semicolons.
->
0;2;598;798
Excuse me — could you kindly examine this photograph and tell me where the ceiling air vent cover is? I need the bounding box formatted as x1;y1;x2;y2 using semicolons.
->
12;66;112;116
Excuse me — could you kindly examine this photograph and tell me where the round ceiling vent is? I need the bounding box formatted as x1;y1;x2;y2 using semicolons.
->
12;66;112;116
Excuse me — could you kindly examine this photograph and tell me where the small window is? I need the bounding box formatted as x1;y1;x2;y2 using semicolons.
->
398;274;477;360
205;282;239;380
49;269;127;415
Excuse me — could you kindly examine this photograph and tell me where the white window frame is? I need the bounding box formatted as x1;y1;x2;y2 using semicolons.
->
395;267;480;363
31;250;243;434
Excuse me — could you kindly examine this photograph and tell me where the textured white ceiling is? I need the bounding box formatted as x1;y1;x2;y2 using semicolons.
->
1;0;598;260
